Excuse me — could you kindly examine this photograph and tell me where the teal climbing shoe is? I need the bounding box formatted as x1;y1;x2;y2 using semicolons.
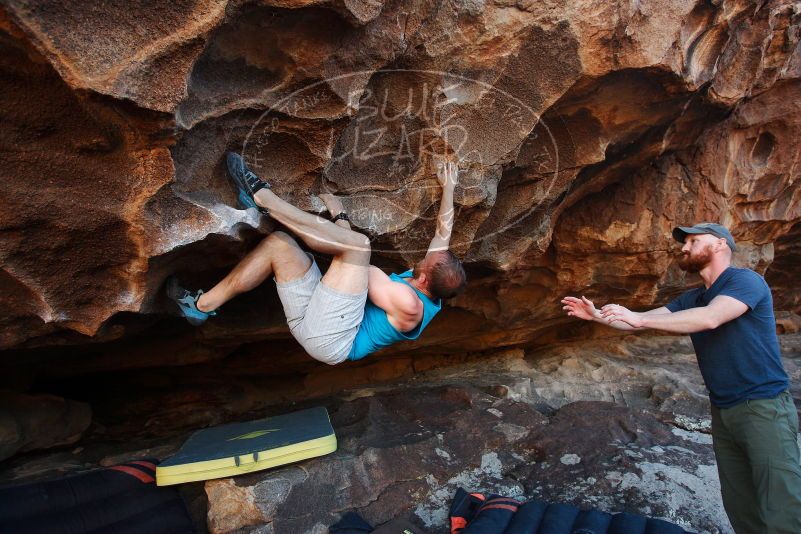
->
226;151;270;215
166;276;217;326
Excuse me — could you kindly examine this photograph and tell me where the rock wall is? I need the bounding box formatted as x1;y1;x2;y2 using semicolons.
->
0;0;800;455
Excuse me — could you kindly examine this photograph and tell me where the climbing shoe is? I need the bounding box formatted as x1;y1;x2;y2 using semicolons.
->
225;151;270;215
166;276;217;326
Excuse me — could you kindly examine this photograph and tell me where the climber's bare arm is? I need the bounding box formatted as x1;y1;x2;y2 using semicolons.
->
427;161;457;254
368;266;423;331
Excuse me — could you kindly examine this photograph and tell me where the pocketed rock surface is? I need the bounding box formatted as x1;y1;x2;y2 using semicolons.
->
0;0;799;364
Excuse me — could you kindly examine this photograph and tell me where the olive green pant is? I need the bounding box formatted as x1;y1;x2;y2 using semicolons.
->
711;391;801;533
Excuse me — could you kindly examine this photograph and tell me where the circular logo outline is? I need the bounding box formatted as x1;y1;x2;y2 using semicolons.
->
242;69;561;255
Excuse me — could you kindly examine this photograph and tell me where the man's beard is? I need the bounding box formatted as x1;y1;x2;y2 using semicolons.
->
677;245;713;272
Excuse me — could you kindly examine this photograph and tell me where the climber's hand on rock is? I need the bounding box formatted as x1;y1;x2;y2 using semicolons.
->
436;160;458;191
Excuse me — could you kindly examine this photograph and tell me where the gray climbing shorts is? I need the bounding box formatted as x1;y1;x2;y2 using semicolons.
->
275;256;367;365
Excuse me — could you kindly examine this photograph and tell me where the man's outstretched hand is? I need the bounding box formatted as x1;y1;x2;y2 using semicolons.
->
561;296;599;321
600;304;644;328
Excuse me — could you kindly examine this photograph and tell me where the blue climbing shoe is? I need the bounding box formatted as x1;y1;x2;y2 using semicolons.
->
166;276;217;326
236;188;260;211
226;151;270;215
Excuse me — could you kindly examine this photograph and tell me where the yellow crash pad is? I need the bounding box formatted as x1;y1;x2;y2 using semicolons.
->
156;406;336;486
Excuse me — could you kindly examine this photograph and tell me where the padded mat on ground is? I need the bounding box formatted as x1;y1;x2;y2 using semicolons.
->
0;459;195;534
449;488;693;533
156;406;337;486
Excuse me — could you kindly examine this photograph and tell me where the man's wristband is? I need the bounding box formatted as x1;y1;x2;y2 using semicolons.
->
331;212;350;223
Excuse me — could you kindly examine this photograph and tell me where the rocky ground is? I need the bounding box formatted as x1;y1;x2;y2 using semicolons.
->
2;333;799;534
203;384;725;534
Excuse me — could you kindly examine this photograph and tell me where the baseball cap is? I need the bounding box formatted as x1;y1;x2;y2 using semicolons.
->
672;222;736;251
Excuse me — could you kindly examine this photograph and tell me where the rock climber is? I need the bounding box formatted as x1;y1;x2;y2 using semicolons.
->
168;152;466;365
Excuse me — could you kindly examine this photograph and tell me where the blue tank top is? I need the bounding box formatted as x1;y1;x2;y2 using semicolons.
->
347;270;442;361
